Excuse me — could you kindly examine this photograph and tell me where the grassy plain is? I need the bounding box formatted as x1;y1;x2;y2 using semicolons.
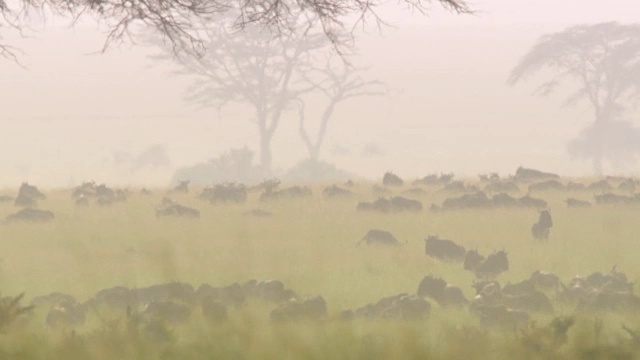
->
0;180;639;359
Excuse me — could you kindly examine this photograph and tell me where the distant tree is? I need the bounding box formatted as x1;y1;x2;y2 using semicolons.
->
152;12;331;173
0;0;471;62
153;11;387;174
508;22;640;175
296;55;388;161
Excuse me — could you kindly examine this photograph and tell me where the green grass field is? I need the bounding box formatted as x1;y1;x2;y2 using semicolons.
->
1;180;639;359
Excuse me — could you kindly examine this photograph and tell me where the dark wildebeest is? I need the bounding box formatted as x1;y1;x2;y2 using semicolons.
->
424;235;466;262
322;185;352;198
270;296;328;321
473;251;509;279
382;171;403;187
531;210;553;240
17;182;46;200
358;229;403;247
464;249;486;272
155;204;200;218
565;198;591;208
5;208;54;223
417;275;468;308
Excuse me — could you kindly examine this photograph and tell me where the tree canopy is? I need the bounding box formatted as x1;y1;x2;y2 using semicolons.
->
0;0;471;61
508;22;640;174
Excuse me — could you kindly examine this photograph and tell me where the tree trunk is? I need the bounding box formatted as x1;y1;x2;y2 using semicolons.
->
592;120;605;176
259;128;272;174
257;111;273;174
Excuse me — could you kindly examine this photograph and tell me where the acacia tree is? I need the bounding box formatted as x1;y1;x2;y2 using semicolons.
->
153;12;332;172
154;12;386;173
508;22;640;175
0;0;470;62
296;55;387;161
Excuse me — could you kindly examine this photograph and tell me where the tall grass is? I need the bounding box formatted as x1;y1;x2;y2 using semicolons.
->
0;180;639;358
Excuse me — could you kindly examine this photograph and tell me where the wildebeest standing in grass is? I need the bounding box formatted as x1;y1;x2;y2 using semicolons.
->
382;171;403;187
464;249;485;272
532;209;553;240
358;229;404;247
473;251;509;279
424;235;466;262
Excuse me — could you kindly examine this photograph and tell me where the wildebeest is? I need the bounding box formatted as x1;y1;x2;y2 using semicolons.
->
528;180;565;192
349;293;430;320
17;182;46;200
358;229;403;247
14;193;38;208
484;181;520;193
424;235;466;262
530;270;561;294
464;249;486;272
382;171;403;187
565;198;591;208
473;251;509;279
595;193;633;205
531;210;553;240
417;275;467;307
200;297;228;322
414;173;454;186
513;167;559;182
196;283;245;306
442;192;492;209
442;181;479;193
155;203;200;218
259;186;312;202
270;296;328;321
142;300;191;325
587;180;612;191
46;301;86;329
199;183;247;204
246;280;298;303
357;196;422;213
322;185;352;198
518;195;548;209
5;208;54;223
491;193;518;207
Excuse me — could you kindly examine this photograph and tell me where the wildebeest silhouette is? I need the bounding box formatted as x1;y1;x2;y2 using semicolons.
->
531;209;553;240
270;296;327;321
565;198;591;208
513;166;559;182
528;180;565;192
424;235;466;262
417;275;467;307
200;183;248;204
156;203;200;218
357;196;423;213
358;229;403;247
382;171;403;187
5;208;54;223
322;184;352;198
473;251;509;279
346;293;430;320
464;249;486;271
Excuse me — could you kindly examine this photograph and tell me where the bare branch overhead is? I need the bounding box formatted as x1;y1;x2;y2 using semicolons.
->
0;0;472;61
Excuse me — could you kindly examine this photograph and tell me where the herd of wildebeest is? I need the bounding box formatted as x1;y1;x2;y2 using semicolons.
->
1;166;640;340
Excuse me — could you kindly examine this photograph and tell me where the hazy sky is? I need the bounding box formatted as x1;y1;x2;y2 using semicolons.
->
1;0;639;187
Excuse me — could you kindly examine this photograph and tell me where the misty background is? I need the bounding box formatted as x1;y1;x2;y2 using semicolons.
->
1;0;639;187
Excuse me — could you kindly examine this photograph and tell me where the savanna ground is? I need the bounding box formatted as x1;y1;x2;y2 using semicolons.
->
0;178;639;359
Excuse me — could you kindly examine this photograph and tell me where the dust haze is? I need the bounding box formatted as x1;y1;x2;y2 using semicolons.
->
1;1;639;187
